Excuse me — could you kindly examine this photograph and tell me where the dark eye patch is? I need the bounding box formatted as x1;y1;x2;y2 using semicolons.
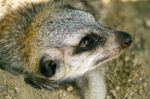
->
74;33;106;54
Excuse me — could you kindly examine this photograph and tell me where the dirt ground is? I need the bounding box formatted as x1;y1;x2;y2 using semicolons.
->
0;0;150;99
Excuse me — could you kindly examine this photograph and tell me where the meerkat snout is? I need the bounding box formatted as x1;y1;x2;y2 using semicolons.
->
115;31;132;48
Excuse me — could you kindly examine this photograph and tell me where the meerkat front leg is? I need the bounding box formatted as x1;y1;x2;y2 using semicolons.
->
76;69;106;99
85;69;106;99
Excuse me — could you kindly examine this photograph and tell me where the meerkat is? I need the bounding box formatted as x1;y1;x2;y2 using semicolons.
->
0;0;132;99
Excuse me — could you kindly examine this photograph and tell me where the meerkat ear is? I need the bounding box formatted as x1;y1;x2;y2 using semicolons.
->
39;57;58;78
39;48;64;78
24;55;60;90
24;48;63;90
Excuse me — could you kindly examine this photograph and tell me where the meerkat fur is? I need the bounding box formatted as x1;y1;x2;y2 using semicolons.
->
0;0;132;99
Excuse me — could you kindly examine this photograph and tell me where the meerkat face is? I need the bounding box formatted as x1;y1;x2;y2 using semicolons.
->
62;29;132;80
34;9;132;81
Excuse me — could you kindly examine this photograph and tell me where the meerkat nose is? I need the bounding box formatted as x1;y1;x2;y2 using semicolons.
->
116;31;132;48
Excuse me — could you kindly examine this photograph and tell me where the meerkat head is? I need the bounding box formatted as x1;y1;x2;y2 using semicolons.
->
29;7;132;81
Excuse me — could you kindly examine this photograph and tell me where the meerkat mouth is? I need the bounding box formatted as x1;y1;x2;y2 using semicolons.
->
94;48;123;67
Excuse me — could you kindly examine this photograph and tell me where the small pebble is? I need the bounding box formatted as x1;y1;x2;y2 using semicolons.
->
67;86;74;92
59;90;63;94
125;56;130;62
5;96;12;99
63;92;67;97
144;19;150;28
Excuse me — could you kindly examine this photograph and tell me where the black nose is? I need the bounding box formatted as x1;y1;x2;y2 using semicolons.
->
116;31;132;48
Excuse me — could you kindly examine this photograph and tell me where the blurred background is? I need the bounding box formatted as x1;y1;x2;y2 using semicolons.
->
0;0;150;99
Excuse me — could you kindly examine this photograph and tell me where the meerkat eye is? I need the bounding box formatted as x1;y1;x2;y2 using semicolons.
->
74;34;106;54
80;36;94;49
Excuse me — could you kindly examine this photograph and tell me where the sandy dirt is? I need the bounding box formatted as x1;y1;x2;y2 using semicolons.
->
0;0;150;99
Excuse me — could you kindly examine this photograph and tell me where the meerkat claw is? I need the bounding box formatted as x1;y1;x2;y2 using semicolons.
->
24;76;59;90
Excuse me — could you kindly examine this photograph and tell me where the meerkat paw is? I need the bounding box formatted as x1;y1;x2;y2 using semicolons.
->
24;76;59;90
